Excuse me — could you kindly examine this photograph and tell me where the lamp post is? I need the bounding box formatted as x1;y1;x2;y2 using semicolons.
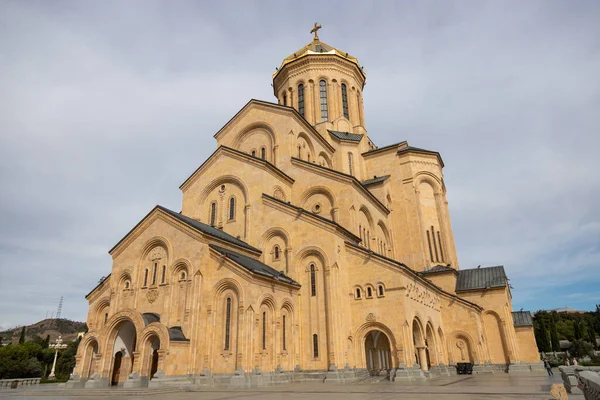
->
48;335;68;380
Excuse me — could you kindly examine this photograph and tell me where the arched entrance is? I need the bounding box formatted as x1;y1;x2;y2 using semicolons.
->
425;323;438;369
110;320;137;386
412;319;428;371
84;340;98;378
143;335;160;380
364;330;392;376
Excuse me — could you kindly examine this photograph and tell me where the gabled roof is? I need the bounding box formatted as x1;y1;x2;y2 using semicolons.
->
213;99;335;154
262;194;361;243
328;130;363;143
455;265;508;292
362;175;390;186
512;311;533;327
291;157;390;215
108;205;260;255
179;145;294;190
210;244;300;287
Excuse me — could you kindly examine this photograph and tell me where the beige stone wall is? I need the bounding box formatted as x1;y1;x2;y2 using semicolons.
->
515;326;541;363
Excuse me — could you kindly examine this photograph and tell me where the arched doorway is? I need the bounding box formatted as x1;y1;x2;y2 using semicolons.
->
145;335;160;380
110;320;137;387
412;319;428;371
483;312;509;364
425;323;438;369
84;340;98;378
364;330;391;376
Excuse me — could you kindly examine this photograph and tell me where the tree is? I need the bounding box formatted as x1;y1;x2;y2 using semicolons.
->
574;320;583;340
550;313;561;352
18;327;26;344
43;335;50;349
588;320;597;349
535;318;552;352
0;336;3;346
570;339;594;358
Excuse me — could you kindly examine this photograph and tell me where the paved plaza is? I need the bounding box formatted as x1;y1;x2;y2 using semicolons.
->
0;371;583;400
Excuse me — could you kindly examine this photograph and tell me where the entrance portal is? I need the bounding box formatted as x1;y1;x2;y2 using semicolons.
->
364;330;391;375
110;320;137;386
111;351;122;386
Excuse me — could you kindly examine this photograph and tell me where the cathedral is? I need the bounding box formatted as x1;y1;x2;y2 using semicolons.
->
71;26;542;388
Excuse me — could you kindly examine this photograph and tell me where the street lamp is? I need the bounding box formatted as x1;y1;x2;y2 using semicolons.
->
48;336;68;380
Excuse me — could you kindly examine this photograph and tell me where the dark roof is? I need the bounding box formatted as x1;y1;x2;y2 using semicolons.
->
456;266;508;292
210;244;300;287
262;194;361;243
168;326;189;342
142;313;160;326
328;130;364;142
420;265;457;275
362;175;390;186
157;206;260;252
512;311;533;327
109;205;260;255
362;142;407;156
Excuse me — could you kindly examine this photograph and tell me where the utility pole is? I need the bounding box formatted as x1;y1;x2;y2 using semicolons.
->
56;296;63;320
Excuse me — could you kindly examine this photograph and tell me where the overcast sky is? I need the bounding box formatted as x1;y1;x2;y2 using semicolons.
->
1;1;599;331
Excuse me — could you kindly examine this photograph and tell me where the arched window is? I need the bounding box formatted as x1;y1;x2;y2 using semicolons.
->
283;92;287;106
378;285;384;297
273;245;280;261
348;153;354;176
224;297;232;350
358;224;362;242
104;313;108;325
310;263;316;297
298;84;305;116
313;334;319;358
355;288;361;299
262;311;267;350
319;80;328;121
229;197;235;221
341;83;349;119
125;280;130;289
143;268;148;287
282;315;287;351
210;202;217;226
152;262;157;285
261;147;266;160
297;145;301;158
180;271;186;281
161;265;166;284
367;287;373;298
307;153;310;162
251;150;256;157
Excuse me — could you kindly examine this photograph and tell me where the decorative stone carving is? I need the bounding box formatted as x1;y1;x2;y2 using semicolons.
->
366;313;376;322
148;247;166;261
147;289;159;304
405;282;440;311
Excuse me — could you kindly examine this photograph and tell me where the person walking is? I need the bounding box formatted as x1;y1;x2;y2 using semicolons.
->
543;359;553;376
565;358;570;366
573;358;579;366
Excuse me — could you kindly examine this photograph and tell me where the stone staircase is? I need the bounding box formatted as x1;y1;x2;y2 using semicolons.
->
12;387;183;397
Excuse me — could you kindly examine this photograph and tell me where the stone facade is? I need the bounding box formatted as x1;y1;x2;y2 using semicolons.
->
72;31;540;388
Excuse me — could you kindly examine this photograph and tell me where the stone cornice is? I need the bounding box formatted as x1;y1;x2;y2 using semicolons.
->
179;145;295;192
344;242;483;312
290;157;390;216
262;194;361;244
362;142;407;158
212;99;335;154
273;54;366;89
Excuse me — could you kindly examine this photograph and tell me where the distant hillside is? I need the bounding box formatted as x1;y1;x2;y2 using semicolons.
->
0;318;87;345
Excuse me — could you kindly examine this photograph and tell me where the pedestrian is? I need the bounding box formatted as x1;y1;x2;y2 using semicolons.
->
565;358;570;366
543;359;553;376
573;358;578;366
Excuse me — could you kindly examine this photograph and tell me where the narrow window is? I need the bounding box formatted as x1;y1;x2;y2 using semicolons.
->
125;281;130;289
367;287;372;297
297;145;301;158
161;265;166;284
358;224;362;243
356;288;361;299
348;153;354;176
341;83;349;119
152;262;157;285
310;264;316;296
104;313;108;325
282;315;287;351
431;226;439;262
283;93;287;106
298;84;305;116
383;243;386;255
143;268;148;287
319;80;328;121
229;197;235;221
426;231;434;261
261;147;266;160
307;153;310;162
313;334;319;358
262;311;267;349
210;202;217;226
224;298;231;350
251;150;256;157
274;245;280;260
363;228;366;246
180;271;186;280
437;231;445;262
378;285;384;296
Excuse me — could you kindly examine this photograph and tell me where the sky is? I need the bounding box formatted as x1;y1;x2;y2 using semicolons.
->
1;1;599;331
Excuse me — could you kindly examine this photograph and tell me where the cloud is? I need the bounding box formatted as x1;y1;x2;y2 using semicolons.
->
0;1;599;329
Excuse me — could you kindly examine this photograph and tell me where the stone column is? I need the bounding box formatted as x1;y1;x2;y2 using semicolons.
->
323;264;337;370
244;204;251;240
417;346;428;371
288;87;294;110
307;81;315;125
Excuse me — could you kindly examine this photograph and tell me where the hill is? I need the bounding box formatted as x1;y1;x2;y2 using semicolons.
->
0;318;87;345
